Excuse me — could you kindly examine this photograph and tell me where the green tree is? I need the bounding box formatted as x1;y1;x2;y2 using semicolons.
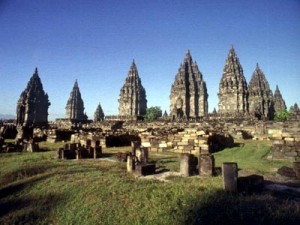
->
274;109;292;121
144;106;162;121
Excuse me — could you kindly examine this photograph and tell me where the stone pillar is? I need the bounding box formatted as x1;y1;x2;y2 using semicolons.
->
96;146;102;158
199;154;214;177
57;148;64;159
140;147;149;164
127;154;135;173
131;141;141;156
293;162;300;179
222;162;238;192
76;149;81;160
61;148;65;159
180;153;194;177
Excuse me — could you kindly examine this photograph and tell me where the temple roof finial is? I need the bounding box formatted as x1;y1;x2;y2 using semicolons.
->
74;79;78;88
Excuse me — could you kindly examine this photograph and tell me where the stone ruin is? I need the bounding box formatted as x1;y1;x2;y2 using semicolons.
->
65;80;88;123
218;46;248;117
248;64;274;120
118;60;147;118
127;141;156;176
94;103;105;122
273;85;287;112
16;68;50;128
57;141;102;160
170;50;208;120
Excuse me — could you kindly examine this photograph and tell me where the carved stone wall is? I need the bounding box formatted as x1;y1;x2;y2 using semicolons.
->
16;68;50;127
118;60;147;116
170;50;208;120
248;64;274;119
65;80;87;122
218;47;248;116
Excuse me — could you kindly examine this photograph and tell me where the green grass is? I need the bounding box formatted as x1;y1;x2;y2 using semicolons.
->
213;140;293;175
0;140;299;225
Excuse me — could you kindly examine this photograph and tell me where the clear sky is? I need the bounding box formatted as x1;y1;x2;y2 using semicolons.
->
0;0;299;120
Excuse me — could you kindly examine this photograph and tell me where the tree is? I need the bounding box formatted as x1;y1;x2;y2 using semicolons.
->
144;106;162;121
274;109;292;121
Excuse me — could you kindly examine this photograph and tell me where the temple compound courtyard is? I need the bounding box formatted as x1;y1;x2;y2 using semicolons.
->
0;47;300;224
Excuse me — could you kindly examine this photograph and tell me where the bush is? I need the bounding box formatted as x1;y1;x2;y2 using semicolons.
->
144;106;162;121
274;109;292;121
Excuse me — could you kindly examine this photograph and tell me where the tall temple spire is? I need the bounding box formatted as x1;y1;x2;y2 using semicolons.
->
218;46;248;116
170;50;208;120
273;85;286;112
248;64;274;119
65;80;87;122
16;68;50;127
118;61;147;117
94;103;105;122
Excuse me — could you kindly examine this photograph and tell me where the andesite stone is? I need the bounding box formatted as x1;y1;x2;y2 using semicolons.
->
218;46;248;116
118;60;147;117
273;85;287;113
16;68;50;127
170;50;208;120
248;64;274;119
65;80;88;123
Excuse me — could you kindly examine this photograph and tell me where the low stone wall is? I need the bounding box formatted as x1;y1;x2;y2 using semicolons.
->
140;128;233;155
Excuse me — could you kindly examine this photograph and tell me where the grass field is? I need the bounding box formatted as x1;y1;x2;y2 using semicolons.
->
0;140;299;225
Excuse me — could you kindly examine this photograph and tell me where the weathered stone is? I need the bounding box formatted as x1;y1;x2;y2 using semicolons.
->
170;50;208;120
23;142;39;152
65;80;88;123
248;64;274;120
277;166;296;178
94;103;105;122
127;154;135;173
180;153;197;177
135;164;156;176
199;154;214;177
222;162;238;192
218;46;248;116
293;162;300;179
118;60;147;117
136;147;148;164
273;85;286;113
16;68;50;127
131;140;141;156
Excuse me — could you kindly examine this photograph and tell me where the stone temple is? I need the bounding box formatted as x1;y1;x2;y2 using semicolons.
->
65;80;88;123
16;68;50;127
248;64;274;120
94;103;105;122
170;50;208;120
118;60;147;117
273;85;287;112
218;46;248;116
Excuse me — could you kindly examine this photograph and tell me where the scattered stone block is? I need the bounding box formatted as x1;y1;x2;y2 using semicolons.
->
222;162;238;192
180;153;197;177
199;154;214;177
135;164;156;176
277;166;296;178
293;162;300;179
127;154;135;173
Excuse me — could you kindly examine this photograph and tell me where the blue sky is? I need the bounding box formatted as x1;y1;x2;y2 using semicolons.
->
0;0;299;120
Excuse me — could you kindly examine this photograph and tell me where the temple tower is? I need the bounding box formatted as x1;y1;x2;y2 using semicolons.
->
218;46;248;115
273;85;287;112
118;60;147;116
170;50;208;120
94;103;105;122
248;64;274;119
16;68;50;127
65;80;87;122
